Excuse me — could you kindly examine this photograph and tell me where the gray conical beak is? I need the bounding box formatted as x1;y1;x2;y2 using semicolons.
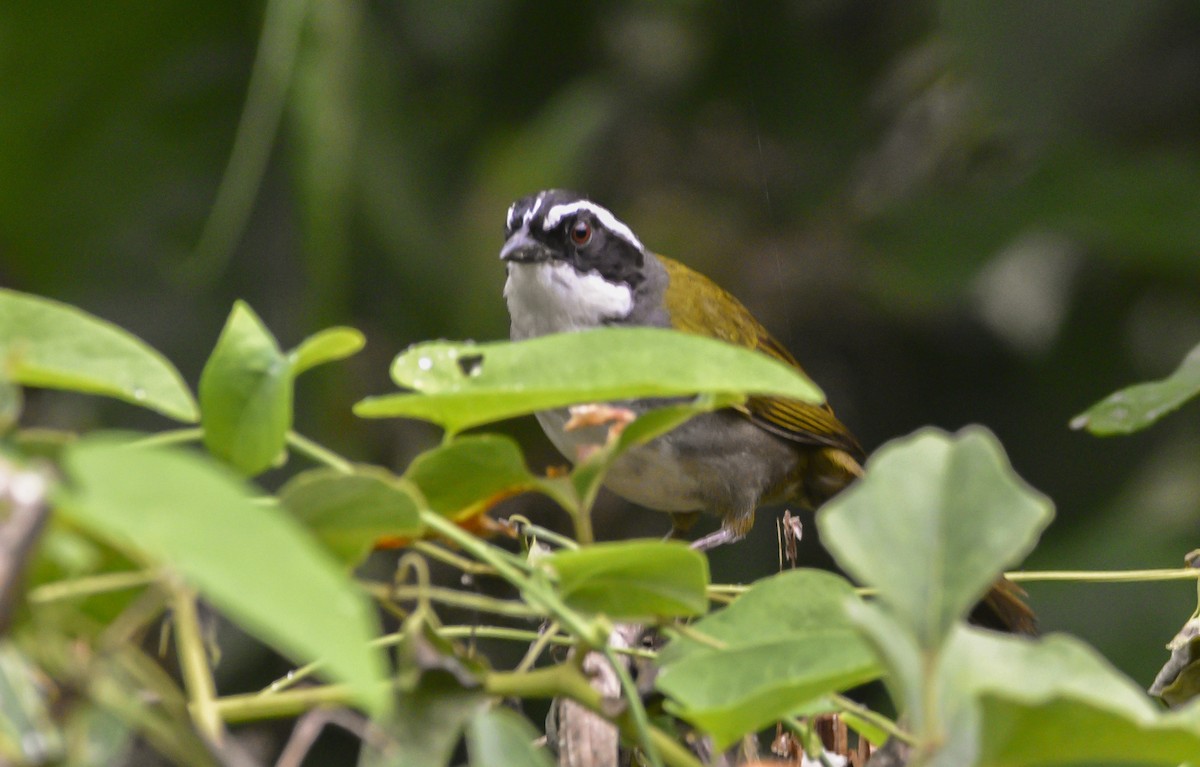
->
499;230;553;263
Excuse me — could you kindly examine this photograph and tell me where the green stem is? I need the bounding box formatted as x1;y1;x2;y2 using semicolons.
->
29;570;159;603
1005;567;1200;583
173;587;223;745
830;693;915;746
412;540;497;575
570;504;595;547
286;431;354;473
418;512;603;644
360;581;543;619
603;642;662;767
507;517;580;551
218;663;701;767
129;428;204;449
515;621;561;673
662;621;727;650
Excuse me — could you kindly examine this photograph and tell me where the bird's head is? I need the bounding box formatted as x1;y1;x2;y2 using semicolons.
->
501;190;658;337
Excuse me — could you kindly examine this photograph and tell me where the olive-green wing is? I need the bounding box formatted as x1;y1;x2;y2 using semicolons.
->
658;254;863;458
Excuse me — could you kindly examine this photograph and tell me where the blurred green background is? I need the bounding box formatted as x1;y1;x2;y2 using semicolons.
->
5;0;1200;719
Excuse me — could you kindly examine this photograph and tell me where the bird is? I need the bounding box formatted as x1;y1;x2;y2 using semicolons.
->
499;189;1033;633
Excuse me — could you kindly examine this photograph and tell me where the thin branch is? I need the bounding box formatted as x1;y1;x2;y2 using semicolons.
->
286;431;354;473
172;587;224;745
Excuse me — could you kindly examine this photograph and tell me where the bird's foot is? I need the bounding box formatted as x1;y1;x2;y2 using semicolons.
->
689;527;741;552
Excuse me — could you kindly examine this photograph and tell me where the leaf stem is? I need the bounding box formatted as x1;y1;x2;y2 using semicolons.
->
830;693;915;746
29;569;159;603
286;431;354;473
360;581;543;619
173;586;223;745
1005;567;1200;583
411;540;497;574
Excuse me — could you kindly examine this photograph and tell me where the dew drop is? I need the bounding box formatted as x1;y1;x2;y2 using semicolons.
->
417;356;433;371
132;387;147;401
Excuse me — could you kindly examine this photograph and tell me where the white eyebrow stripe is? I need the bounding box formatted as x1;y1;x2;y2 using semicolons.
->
506;202;517;230
542;201;644;252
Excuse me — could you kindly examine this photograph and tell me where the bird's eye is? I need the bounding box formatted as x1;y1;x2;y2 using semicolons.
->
569;220;592;246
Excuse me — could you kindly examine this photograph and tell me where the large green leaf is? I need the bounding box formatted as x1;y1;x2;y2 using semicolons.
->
466;707;554;767
199;301;292;475
1071;341;1200;436
545;540;709;620
59;437;387;714
0;288;197;422
656;569;880;750
354;328;823;434
945;628;1200;766
817;427;1053;649
279;466;423;566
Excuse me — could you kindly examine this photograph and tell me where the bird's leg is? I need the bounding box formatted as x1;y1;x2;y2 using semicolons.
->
688;511;754;552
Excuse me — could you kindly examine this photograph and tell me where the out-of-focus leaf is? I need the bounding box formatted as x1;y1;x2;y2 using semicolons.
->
945;627;1200;766
59;437;388;714
289;326;366;376
656;569;880;751
199;301;292;475
279;466;423;566
465;707;554;767
0;642;63;764
545;540;709;620
403;435;540;520
0;289;197;422
354;328;822;434
817;426;1053;649
360;673;487;767
1071;341;1200;435
0;376;20;435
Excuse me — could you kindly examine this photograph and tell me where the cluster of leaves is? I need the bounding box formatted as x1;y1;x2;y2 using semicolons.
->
2;287;1200;767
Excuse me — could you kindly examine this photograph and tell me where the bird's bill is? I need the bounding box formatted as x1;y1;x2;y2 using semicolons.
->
499;230;554;264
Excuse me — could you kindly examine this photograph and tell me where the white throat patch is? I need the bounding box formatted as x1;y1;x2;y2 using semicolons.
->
504;261;634;339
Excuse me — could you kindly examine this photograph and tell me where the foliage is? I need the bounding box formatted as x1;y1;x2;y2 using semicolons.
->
3;289;1200;766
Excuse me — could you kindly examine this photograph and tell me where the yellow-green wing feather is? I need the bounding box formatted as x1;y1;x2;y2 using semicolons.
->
658;255;863;458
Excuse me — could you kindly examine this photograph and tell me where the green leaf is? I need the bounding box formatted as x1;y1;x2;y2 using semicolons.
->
199;301;292;475
0;288;197;422
0;376;20;435
289;326;366;376
279;466;423;566
656;569;880;751
843;600;925;731
945;628;1200;766
545;540;709;620
1071;341;1200;435
59;437;387;714
403;435;539;519
360;673;487;767
466;707;554;767
354;328;823;434
817;426;1053;649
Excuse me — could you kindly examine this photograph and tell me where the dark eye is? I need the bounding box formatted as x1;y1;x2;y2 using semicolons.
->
569;219;592;246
